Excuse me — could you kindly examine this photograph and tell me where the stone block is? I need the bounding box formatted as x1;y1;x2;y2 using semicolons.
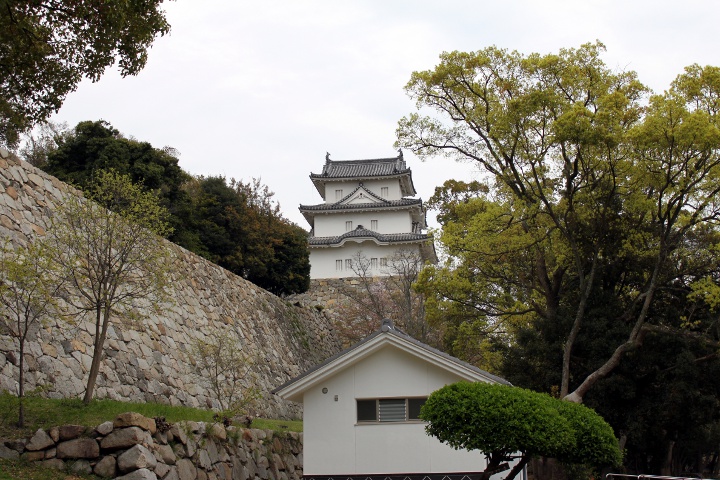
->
40;458;65;470
154;443;177;464
114;412;157;434
58;424;86;440
197;448;212;470
101;426;151;450
69;459;93;475
155;461;172;478
21;450;46;461
118;444;157;472
176;457;197;480
56;438;100;459
0;443;19;459
96;420;114;435
25;428;54;451
115;468;159;480
94;454;117;478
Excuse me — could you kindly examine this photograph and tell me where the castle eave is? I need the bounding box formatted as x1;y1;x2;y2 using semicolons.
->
308;228;432;248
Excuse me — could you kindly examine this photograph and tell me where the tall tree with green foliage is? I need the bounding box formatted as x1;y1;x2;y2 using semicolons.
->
46;170;173;404
421;382;622;480
38;121;310;295
42;120;192;238
184;175;310;295
398;43;720;405
0;239;63;427
0;1;171;147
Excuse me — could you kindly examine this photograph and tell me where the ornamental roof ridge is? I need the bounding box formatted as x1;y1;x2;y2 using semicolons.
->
335;184;389;205
312;150;409;179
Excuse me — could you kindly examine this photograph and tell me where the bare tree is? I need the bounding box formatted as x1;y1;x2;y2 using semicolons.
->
191;330;260;418
16;121;69;168
0;239;63;426
334;249;437;345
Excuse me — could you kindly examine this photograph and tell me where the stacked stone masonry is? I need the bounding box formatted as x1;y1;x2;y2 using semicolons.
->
289;277;387;321
0;153;342;419
0;411;302;480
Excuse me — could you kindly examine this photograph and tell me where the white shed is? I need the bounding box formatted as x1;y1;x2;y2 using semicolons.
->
273;319;513;480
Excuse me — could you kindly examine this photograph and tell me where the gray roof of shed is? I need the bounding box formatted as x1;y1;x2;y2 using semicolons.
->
272;319;511;400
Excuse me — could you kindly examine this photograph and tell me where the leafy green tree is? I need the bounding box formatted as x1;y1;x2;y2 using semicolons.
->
0;239;63;427
0;1;171;147
421;382;621;480
37;122;310;295
184;176;310;295
42;120;192;239
45;170;173;404
398;43;720;404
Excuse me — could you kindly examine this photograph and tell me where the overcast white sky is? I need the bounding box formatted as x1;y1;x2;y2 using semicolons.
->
50;0;720;229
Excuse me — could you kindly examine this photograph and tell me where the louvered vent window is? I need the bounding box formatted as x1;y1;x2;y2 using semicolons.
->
356;398;427;423
379;399;406;422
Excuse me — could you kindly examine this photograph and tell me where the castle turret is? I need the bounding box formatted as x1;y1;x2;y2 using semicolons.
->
300;151;435;279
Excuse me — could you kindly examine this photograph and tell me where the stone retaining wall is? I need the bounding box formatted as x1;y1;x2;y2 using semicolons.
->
0;153;342;419
0;411;301;480
289;277;386;320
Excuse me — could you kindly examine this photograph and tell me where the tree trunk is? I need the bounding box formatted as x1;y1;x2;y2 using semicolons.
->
564;249;663;403
660;440;675;476
504;455;530;480
83;306;110;404
17;338;25;428
560;257;597;398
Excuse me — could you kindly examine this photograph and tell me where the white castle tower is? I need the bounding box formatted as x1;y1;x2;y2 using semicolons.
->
300;150;436;279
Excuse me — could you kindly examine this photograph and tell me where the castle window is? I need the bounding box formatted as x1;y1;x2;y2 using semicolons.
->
346;221;353;231
371;219;378;230
345;259;352;270
370;258;378;269
335;260;343;271
380;257;387;268
335;189;343;200
381;187;389;198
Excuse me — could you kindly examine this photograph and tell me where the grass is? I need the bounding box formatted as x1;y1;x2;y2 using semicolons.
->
0;459;92;480
0;393;302;479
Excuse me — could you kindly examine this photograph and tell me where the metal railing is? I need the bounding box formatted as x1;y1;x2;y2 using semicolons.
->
606;474;707;480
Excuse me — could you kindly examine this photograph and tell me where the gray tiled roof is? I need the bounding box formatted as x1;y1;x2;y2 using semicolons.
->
308;227;431;246
308;151;418;199
299;197;423;212
311;154;409;179
271;319;511;396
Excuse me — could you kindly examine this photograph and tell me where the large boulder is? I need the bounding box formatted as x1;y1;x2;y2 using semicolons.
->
115;468;158;480
101;426;152;450
56;438;100;459
118;444;157;472
59;424;86;440
25;429;54;451
114;412;157;434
